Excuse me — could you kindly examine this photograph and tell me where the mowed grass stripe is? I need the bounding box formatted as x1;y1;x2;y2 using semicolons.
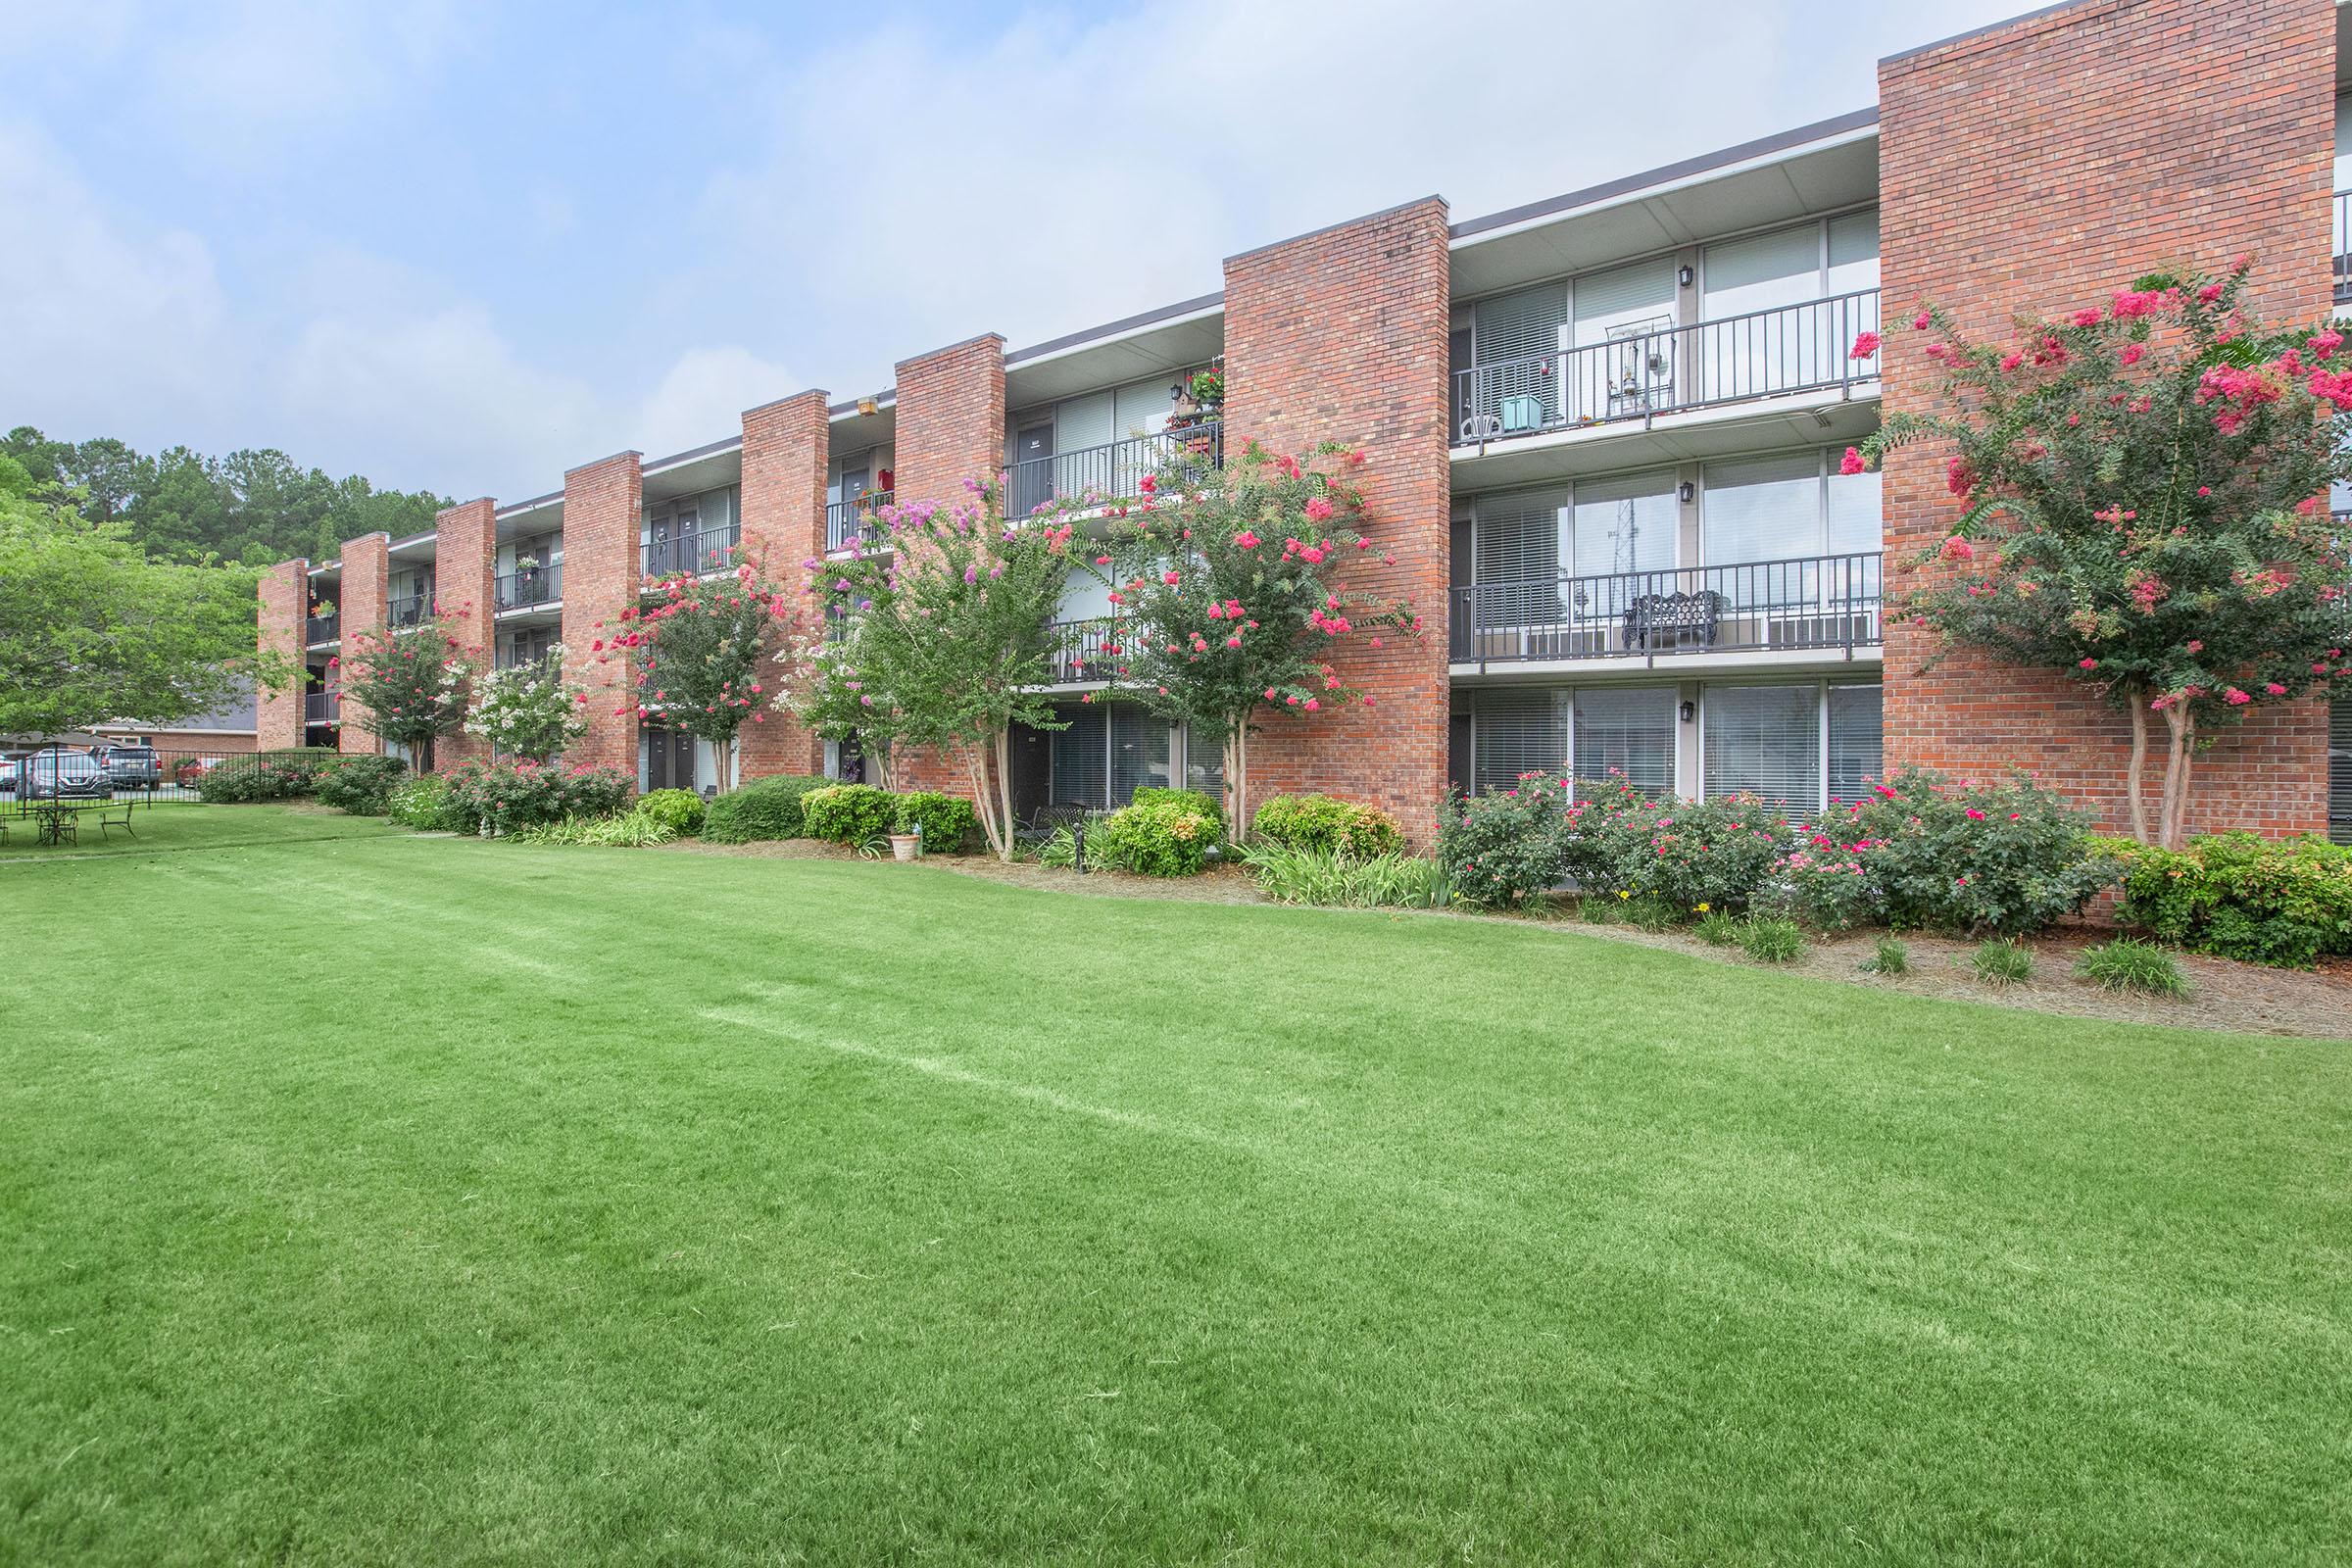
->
1;807;2347;1563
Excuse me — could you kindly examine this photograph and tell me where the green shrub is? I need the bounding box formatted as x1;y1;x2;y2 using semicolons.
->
1098;796;1217;876
1972;939;2034;985
1862;935;1911;975
2106;832;2352;968
387;774;460;831
440;760;633;836
637;788;706;836
515;808;678;848
702;774;828;844
1436;776;1570;907
1844;769;2114;935
1132;785;1223;838
800;783;896;845
1253;793;1404;858
196;747;346;804
1694;909;1741;946
2075;937;2190;996
1740;915;1806;963
1241;845;1450;907
316;755;408;815
894;791;976;853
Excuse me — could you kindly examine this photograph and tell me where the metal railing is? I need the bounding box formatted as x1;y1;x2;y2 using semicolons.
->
1006;422;1223;519
642;523;740;579
1048;615;1124;683
304;691;341;722
304;612;338;644
495;563;563;612
826;489;894;552
1452;290;1882;447
495;649;559;674
1448;552;1883;664
388;592;429;628
2335;191;2351;303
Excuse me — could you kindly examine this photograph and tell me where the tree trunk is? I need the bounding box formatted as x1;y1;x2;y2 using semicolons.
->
2156;704;2191;852
1228;729;1250;844
962;743;1004;858
2125;691;2151;846
2167;712;2197;851
419;734;436;774
994;725;1017;863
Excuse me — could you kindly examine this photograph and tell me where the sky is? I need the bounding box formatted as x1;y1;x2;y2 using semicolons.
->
0;0;2028;504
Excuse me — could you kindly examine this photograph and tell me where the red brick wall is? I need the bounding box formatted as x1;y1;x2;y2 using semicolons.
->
562;451;644;777
738;391;830;778
1221;197;1453;843
433;498;498;767
1877;0;2336;836
336;533;388;755
257;561;306;750
889;336;1007;797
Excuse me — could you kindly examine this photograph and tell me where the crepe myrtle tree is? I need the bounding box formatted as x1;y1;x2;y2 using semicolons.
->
1850;260;2352;848
463;646;588;762
808;480;1084;859
1090;440;1419;839
591;559;810;795
331;611;480;772
784;611;910;791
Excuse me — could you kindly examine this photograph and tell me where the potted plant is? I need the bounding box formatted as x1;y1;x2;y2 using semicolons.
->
888;822;921;860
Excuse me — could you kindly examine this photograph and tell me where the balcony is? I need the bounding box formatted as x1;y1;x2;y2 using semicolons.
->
304;691;340;723
1048;615;1124;684
643;523;740;580
1006;422;1223;519
826;490;894;552
388;592;429;629
1449;553;1883;667
305;612;338;645
496;649;559;674
1451;291;1881;449
495;563;563;612
2335;191;2351;304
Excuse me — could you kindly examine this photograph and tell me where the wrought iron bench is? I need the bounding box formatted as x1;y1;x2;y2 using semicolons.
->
1622;590;1726;651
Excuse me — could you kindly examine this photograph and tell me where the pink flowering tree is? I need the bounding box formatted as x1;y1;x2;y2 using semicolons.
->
594;559;808;795
1852;262;2352;847
808;483;1083;859
1092;440;1419;839
331;612;480;771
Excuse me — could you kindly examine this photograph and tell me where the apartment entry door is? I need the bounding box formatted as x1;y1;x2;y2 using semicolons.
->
644;724;697;793
1012;424;1054;519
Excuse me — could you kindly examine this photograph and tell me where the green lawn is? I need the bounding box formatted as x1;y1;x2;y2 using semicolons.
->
3;807;2347;1564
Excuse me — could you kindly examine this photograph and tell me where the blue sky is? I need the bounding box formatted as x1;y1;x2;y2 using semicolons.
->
0;0;2022;503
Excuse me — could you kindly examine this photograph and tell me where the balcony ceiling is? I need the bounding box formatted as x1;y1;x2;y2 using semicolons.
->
1450;132;1881;302
831;403;897;459
1005;306;1224;412
643;442;743;505
388;533;436;564
496;496;563;542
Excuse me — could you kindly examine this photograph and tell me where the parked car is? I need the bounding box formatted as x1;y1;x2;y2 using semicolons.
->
92;744;162;790
17;752;111;801
0;757;20;796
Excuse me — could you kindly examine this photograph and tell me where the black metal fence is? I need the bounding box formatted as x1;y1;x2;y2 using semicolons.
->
826;490;894;552
642;523;740;579
1452;290;1881;447
1449;552;1883;664
1006;422;1224;519
388;592;429;628
495;563;563;612
3;743;273;812
305;612;338;644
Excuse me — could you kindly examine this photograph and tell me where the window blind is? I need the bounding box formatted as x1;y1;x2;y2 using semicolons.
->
1571;471;1677;581
1702;453;1823;567
1704;684;1821;813
1471;687;1571;796
1827;683;1885;808
2328;698;2351;845
1051;702;1106;808
1473;488;1571;625
1571;258;1676;347
1572;687;1676;798
1109;702;1171;806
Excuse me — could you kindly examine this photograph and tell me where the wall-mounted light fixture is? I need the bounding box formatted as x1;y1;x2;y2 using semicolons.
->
1678;700;1696;723
1678;480;1696;505
858;397;879;416
1677;265;1694;288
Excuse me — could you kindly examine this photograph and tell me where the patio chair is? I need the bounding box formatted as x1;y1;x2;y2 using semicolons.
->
98;797;136;840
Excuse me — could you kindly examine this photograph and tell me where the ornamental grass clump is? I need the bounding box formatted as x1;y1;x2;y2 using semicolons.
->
1241;845;1450;907
1740;916;1807;964
2075;938;2190;997
1862;936;1912;976
1972;939;2036;986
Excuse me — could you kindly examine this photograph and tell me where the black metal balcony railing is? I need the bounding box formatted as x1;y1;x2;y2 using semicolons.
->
826;490;895;552
495;563;563;612
643;523;741;580
388;592;429;629
1006;421;1224;520
1047;615;1125;683
1448;552;1883;665
1452;290;1882;448
305;612;338;645
2334;191;2351;303
304;692;340;723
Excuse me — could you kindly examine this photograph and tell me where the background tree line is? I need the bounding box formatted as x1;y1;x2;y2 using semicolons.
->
2;425;448;567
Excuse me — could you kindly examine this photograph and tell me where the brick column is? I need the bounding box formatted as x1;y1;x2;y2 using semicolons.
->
1222;196;1452;843
337;532;389;755
257;560;306;751
893;334;1004;508
562;451;644;777
1877;0;2335;837
739;390;830;779
433;498;498;767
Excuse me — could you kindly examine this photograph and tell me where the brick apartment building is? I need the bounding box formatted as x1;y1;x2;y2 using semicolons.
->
261;0;2352;846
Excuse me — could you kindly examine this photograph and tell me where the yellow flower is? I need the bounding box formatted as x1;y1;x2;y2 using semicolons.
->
1615;889;1630;900
1694;902;1710;912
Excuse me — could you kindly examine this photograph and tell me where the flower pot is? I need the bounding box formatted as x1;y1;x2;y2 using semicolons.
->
888;833;920;861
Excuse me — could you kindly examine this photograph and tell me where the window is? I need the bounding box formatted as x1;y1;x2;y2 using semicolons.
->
1462;471;1677;634
1183;723;1225;802
1460;684;1675;799
642;485;738;573
1701;680;1883;816
1466;687;1569;797
2329;697;2351;846
1699;210;1880;399
1571;687;1676;797
1048;700;1180;809
1698;449;1883;611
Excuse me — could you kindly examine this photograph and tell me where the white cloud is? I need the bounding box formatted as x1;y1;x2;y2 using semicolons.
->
634;346;799;460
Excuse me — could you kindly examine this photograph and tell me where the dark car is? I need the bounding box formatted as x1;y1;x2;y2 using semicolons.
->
93;744;162;790
19;752;111;801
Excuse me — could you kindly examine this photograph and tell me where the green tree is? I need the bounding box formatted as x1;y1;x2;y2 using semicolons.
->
333;616;481;771
0;459;287;737
599;561;808;793
1856;261;2352;846
464;648;588;762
